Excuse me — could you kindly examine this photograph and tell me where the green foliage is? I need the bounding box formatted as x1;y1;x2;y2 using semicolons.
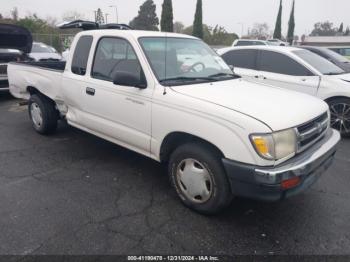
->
193;0;203;39
129;0;159;31
95;8;105;25
310;21;338;36
161;0;173;32
273;0;283;39
183;24;238;46
287;0;295;45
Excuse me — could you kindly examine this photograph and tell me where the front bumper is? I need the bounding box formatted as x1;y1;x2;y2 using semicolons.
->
222;129;341;201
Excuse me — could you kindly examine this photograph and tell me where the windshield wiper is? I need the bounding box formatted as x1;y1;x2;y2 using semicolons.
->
208;72;241;79
324;72;344;75
159;76;218;83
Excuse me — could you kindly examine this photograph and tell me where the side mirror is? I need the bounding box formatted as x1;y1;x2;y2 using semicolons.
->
113;71;147;89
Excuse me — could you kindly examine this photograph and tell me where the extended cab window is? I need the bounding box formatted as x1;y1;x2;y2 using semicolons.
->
71;36;93;75
258;50;312;76
221;49;257;70
92;37;141;82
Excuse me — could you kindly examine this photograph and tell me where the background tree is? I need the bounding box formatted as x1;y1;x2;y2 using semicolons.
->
173;21;185;33
161;0;173;32
287;0;295;45
11;7;19;21
338;22;344;33
95;8;105;24
183;24;238;45
129;0;159;31
192;0;203;39
273;0;283;39
206;25;239;46
310;21;337;36
248;23;270;39
345;27;350;36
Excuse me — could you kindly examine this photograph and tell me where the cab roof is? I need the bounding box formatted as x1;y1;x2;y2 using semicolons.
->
77;29;197;40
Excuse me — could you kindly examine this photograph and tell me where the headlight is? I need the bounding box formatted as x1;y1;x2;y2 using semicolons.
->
250;129;297;161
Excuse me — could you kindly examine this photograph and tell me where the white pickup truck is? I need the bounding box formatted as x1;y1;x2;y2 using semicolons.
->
8;29;340;214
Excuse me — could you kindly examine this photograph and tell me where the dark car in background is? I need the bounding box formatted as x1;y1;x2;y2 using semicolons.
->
0;24;32;91
300;46;350;73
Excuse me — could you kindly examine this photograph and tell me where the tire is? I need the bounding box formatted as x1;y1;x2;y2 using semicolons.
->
168;143;232;215
327;97;350;137
28;94;58;135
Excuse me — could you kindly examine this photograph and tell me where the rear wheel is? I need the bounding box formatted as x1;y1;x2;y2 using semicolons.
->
168;143;232;214
29;94;58;135
328;98;350;137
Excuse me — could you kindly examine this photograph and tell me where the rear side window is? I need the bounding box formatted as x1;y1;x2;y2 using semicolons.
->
258;50;312;76
221;49;257;70
71;36;93;75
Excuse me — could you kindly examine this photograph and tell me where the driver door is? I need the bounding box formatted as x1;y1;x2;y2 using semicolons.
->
81;37;153;156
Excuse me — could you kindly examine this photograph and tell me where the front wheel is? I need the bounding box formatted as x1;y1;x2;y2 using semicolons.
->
328;98;350;137
168;143;232;215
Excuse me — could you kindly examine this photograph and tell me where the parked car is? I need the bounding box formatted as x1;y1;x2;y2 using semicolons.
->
29;42;62;62
328;46;350;60
0;24;32;91
232;39;269;47
299;46;350;73
267;39;289;46
218;46;350;136
8;30;340;214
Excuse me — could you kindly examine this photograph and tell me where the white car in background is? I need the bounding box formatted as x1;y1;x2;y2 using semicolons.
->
232;39;269;47
267;39;289;46
29;42;62;61
218;46;350;136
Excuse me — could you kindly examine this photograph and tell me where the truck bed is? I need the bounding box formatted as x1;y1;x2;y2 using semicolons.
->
14;61;66;71
8;61;65;101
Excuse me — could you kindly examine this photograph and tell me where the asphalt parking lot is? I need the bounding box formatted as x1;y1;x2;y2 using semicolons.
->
0;93;350;256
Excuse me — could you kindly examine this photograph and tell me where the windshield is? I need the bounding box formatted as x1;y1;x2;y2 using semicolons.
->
31;43;56;53
139;37;236;86
293;50;345;75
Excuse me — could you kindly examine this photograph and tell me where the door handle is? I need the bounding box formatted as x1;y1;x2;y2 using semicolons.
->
86;87;95;96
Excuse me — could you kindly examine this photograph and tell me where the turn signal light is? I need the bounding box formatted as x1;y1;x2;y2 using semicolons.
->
281;177;301;190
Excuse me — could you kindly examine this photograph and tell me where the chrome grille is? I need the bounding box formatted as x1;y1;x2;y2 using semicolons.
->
0;64;7;75
296;112;329;153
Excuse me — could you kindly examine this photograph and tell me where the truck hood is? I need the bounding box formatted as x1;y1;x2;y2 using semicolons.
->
170;79;328;131
0;24;33;54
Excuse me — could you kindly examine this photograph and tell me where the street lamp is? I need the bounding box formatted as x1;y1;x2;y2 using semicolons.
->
109;4;119;23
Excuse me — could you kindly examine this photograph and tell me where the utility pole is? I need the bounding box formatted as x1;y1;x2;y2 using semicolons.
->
105;13;109;24
109;4;119;23
237;22;244;37
94;10;97;23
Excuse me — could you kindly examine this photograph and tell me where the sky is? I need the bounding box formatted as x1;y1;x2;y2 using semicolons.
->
1;0;350;37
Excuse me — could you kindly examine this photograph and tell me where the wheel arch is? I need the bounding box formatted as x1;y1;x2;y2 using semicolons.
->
159;132;225;163
324;95;350;103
